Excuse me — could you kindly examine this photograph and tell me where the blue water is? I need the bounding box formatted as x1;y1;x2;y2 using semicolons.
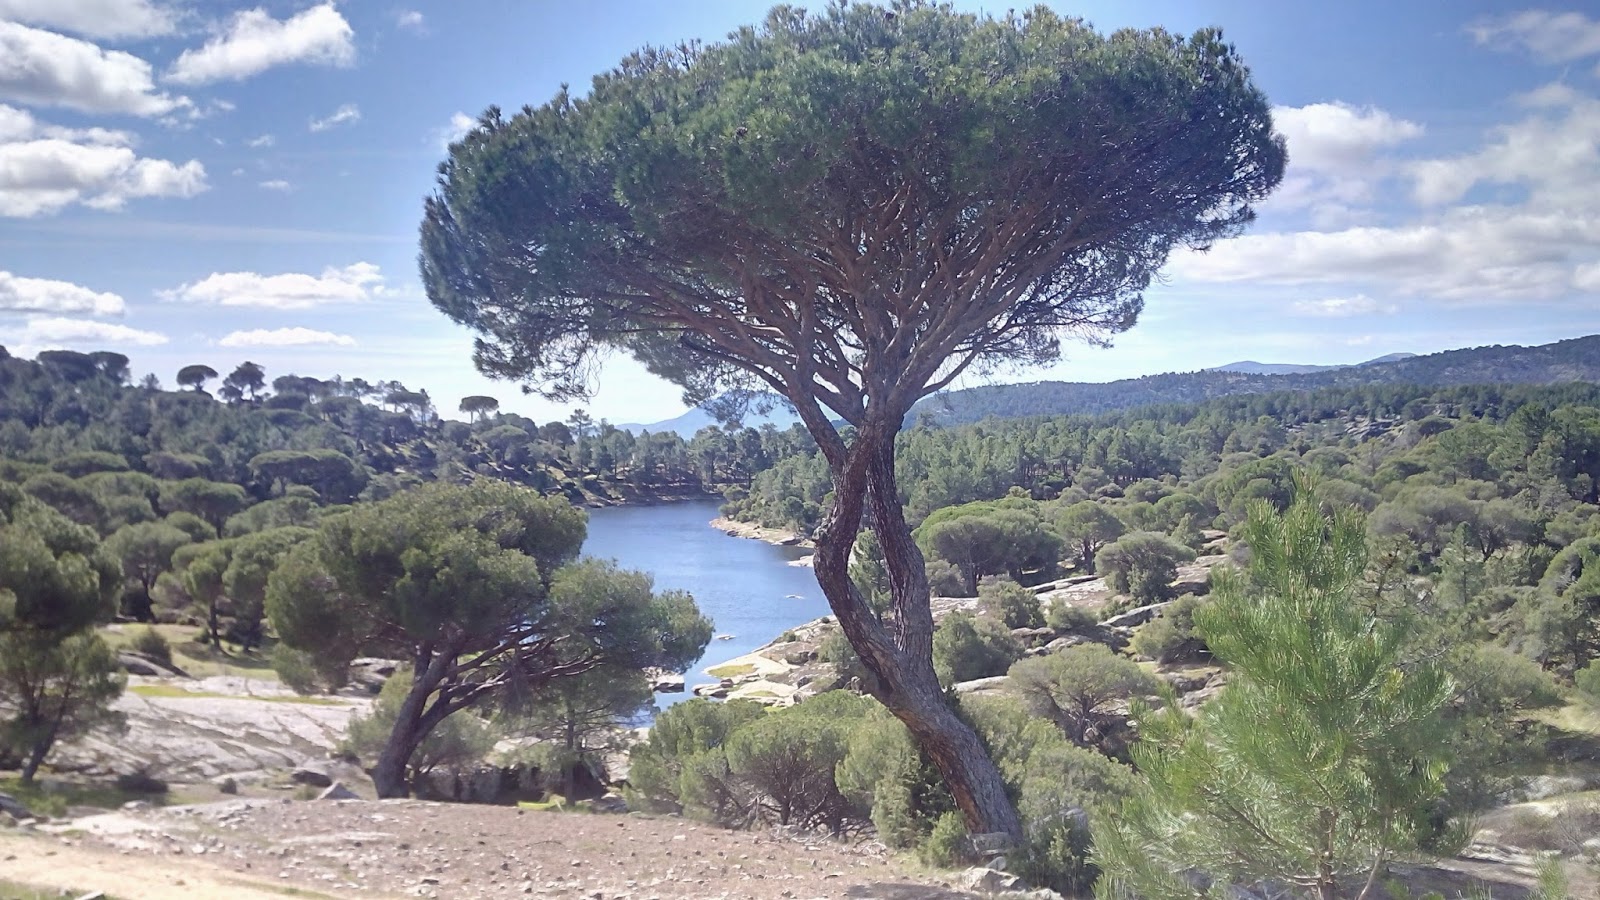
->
581;500;832;705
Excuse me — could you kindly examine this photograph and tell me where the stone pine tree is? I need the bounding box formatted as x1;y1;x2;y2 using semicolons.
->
420;2;1284;837
266;482;712;797
1093;486;1454;900
175;364;217;393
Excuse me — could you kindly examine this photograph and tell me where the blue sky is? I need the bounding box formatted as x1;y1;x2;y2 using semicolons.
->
2;1;1598;426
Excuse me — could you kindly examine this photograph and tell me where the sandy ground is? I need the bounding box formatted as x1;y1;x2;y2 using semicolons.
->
2;799;992;900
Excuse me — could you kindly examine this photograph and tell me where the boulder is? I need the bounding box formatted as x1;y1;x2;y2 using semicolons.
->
291;759;335;787
316;781;360;801
953;676;1010;694
0;793;31;820
1100;601;1171;629
959;866;1022;894
649;671;685;694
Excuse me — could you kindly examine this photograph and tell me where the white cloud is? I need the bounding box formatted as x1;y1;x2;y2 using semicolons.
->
1290;294;1397;318
246;133;273;148
396;10;425;33
1412;85;1600;208
0;104;206;216
0;271;124;315
162;262;388;309
0;0;176;41
1274;102;1424;174
0;21;189;116
219;327;355;348
258;179;290;191
1171;208;1600;301
435;111;474;150
5;316;167;348
308;103;359;132
166;3;355;86
1177;83;1600;306
1469;9;1600;63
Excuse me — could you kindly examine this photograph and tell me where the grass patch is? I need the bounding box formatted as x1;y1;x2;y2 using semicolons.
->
99;624;281;681
127;684;340;705
0;776;160;818
0;878;126;900
706;662;756;679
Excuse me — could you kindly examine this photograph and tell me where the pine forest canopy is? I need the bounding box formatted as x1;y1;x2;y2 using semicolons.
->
425;0;1286;832
421;0;1285;839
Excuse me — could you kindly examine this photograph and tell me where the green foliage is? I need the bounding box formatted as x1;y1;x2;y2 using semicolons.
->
980;578;1044;630
1007;644;1159;749
0;630;126;782
626;698;766;815
1128;594;1208;663
1045;599;1096;632
269;481;710;796
1094;531;1195;604
1055;501;1127;573
933;611;1020;686
916;504;1061;596
1578;660;1600;707
130;626;172;667
1095;487;1454;900
919;811;969;868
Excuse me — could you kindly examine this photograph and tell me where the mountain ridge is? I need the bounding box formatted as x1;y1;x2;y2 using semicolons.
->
909;335;1600;426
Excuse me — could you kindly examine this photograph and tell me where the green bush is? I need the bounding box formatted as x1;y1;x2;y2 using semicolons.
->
130;627;172;667
980;578;1044;630
1575;660;1600;707
933;611;1021;686
1095;531;1196;604
1046;599;1096;631
918;810;969;868
926;558;968;597
836;704;954;851
1129;594;1208;663
626;698;765;815
270;644;343;695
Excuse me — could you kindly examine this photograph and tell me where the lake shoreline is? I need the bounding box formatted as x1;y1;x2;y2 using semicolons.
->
709;516;815;550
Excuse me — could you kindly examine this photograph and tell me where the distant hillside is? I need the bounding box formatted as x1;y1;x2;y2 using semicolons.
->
620;392;802;437
910;335;1600;426
1207;352;1417;375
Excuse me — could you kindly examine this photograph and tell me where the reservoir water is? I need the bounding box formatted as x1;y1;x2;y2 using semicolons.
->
581;499;832;705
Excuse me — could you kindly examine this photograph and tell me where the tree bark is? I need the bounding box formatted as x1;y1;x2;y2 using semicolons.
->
20;739;49;785
808;423;1024;841
371;651;447;799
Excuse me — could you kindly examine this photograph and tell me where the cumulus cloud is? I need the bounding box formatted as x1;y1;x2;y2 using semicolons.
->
246;133;273;148
219;327;355;348
1274;102;1424;175
0;21;190;116
1468;9;1600;63
0;271;124;315
1412;84;1600;208
0;104;207;216
161;262;388;309
396;10;425;33
1290;294;1397;318
166;3;355;85
4;316;167;348
308;103;360;132
257;179;291;191
435;111;474;150
0;0;177;40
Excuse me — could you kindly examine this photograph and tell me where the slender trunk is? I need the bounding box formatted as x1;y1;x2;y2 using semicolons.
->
810;426;1023;840
20;739;49;784
371;652;445;799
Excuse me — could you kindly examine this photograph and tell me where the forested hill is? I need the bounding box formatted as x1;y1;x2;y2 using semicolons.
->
910;334;1600;426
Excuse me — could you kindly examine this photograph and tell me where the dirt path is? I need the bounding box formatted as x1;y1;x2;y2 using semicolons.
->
3;799;991;900
1;831;349;899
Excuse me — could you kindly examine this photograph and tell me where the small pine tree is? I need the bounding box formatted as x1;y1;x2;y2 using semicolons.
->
1095;483;1454;900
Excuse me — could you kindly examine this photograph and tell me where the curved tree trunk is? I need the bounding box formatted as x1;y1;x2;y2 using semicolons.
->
808;423;1024;841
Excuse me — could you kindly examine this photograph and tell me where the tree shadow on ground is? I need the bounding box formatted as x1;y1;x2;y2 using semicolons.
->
845;883;981;899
